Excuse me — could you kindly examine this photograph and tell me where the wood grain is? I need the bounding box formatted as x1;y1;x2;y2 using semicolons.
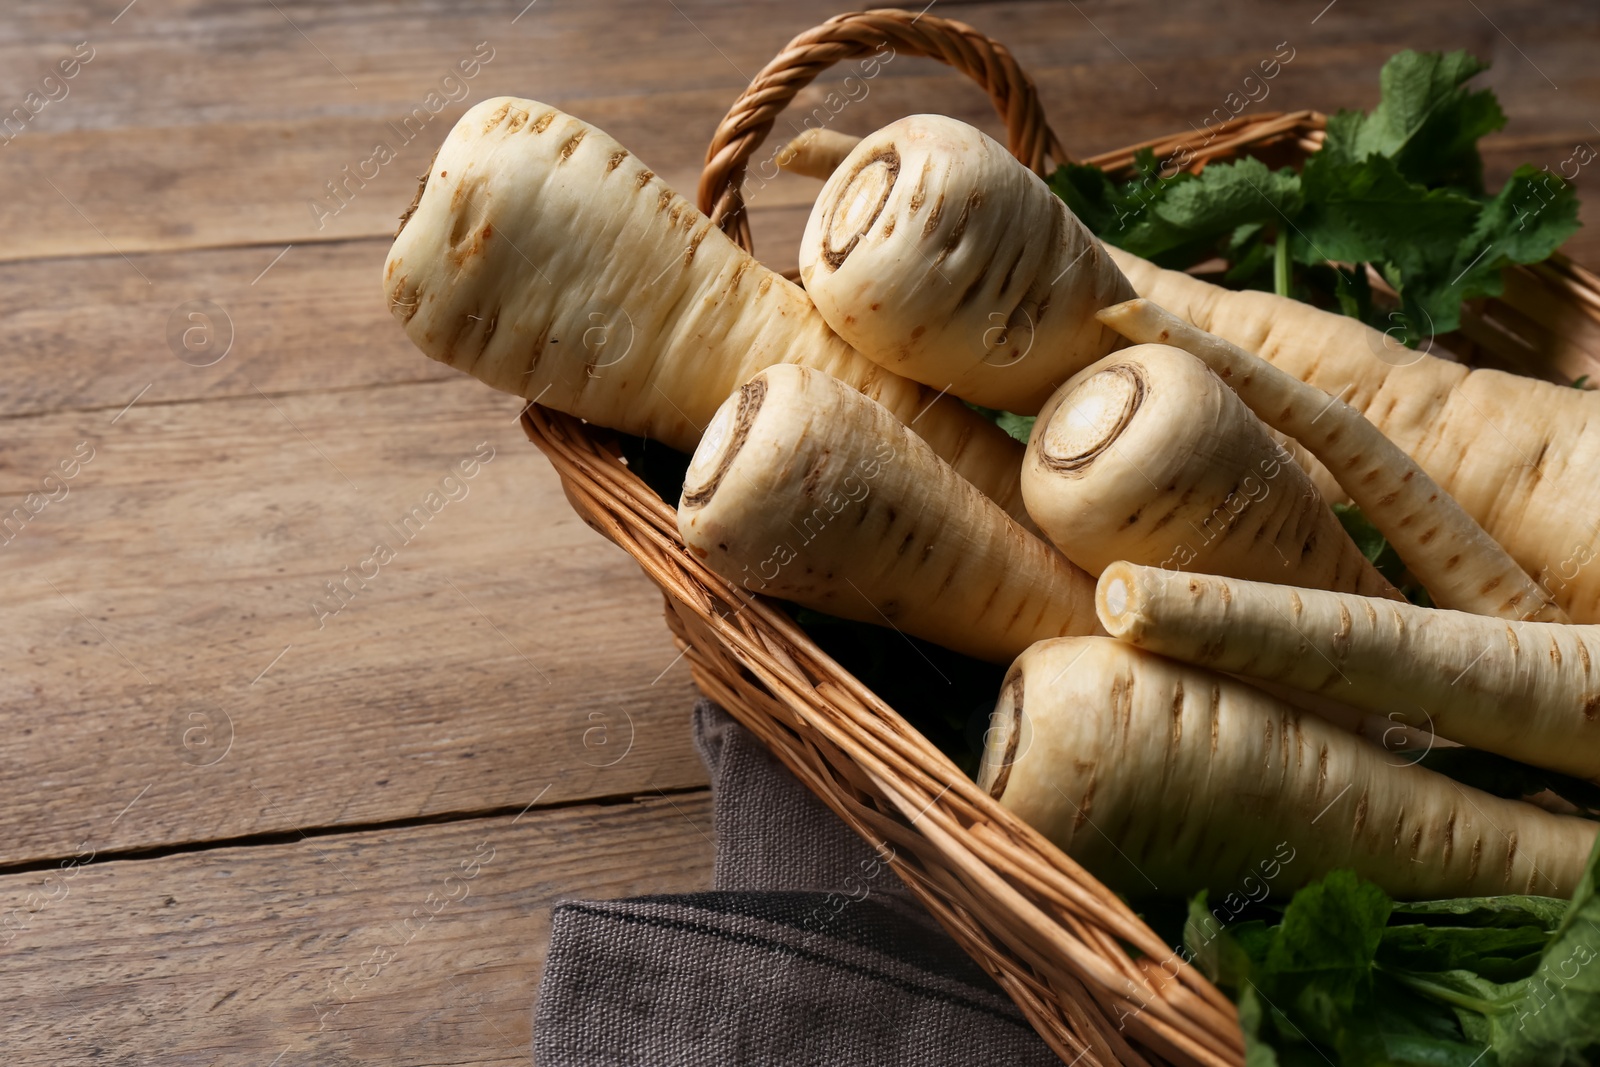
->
3;1;1596;261
0;206;810;421
0;792;714;1066
0;377;704;867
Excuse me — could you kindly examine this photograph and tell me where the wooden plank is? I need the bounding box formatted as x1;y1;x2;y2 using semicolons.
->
0;238;452;420
6;0;1596;261
0;793;714;1065
6;79;1596;268
0;204;811;422
0;377;706;867
1;0;1588;139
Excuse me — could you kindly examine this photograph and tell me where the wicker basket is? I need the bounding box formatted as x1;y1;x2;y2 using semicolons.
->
521;10;1600;1066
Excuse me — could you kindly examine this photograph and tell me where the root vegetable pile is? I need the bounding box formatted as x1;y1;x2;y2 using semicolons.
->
384;97;1027;519
1096;298;1568;624
386;66;1600;1050
1106;249;1600;623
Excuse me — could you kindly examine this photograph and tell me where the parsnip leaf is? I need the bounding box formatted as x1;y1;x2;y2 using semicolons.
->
1193;839;1600;1066
1050;48;1580;345
1325;50;1506;192
1392;896;1570;932
1381;923;1550;983
1053;155;1299;266
1330;502;1432;605
1295;151;1481;281
1490;834;1600;1066
1262;870;1391;1011
963;403;1035;445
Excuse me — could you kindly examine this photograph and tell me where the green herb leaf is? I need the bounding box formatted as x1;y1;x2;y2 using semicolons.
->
1186;892;1256;987
1491;834;1600;1065
994;411;1036;444
1382;922;1551;983
1392;896;1569;933
1323;49;1506;192
1331;501;1389;565
1330;503;1434;605
964;403;1037;445
1264;870;1392;1012
1296;150;1482;283
1053;155;1301;265
1047;48;1579;347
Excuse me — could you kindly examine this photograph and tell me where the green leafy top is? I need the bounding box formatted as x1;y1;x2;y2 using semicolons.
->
1324;50;1505;190
1189;835;1600;1066
1052;49;1580;344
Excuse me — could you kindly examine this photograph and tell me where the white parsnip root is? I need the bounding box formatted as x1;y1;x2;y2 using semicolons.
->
776;128;860;180
1023;343;1397;598
797;114;1135;414
1098;299;1567;624
385;98;1026;516
978;636;1598;899
678;364;1100;662
1097;562;1600;780
1106;248;1600;622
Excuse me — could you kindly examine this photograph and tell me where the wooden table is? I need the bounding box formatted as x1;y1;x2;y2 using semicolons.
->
2;2;1594;1062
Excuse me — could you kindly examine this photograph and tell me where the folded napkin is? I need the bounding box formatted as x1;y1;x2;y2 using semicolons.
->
533;700;1059;1065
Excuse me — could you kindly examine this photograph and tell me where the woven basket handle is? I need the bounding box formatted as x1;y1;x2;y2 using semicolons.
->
698;7;1067;254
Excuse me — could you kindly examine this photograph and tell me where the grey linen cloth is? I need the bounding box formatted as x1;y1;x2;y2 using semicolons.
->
533;699;1060;1065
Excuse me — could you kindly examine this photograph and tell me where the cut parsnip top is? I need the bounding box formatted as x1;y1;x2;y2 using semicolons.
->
1106;247;1600;623
797;114;1134;414
1022;342;1397;598
1098;298;1566;624
678;364;1100;663
384;97;1027;517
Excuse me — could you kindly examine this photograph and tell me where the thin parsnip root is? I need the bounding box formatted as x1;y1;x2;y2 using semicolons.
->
978;636;1598;898
385;98;1026;516
776;128;860;180
678;364;1100;662
1022;342;1397;598
1098;299;1567;624
1097;562;1600;780
1105;248;1600;622
796;115;1134;414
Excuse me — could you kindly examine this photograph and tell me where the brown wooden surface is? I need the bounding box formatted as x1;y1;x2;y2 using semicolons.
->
2;794;714;1066
2;1;1596;1063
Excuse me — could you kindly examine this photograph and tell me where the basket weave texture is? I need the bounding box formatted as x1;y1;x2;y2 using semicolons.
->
521;9;1600;1066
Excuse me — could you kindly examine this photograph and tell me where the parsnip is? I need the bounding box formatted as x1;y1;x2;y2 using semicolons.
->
1097;561;1600;780
780;125;1599;616
1107;248;1600;622
978;636;1597;899
678;364;1099;662
776;128;860;180
796;115;1134;414
384;97;1026;516
1023;342;1397;598
1098;299;1566;624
